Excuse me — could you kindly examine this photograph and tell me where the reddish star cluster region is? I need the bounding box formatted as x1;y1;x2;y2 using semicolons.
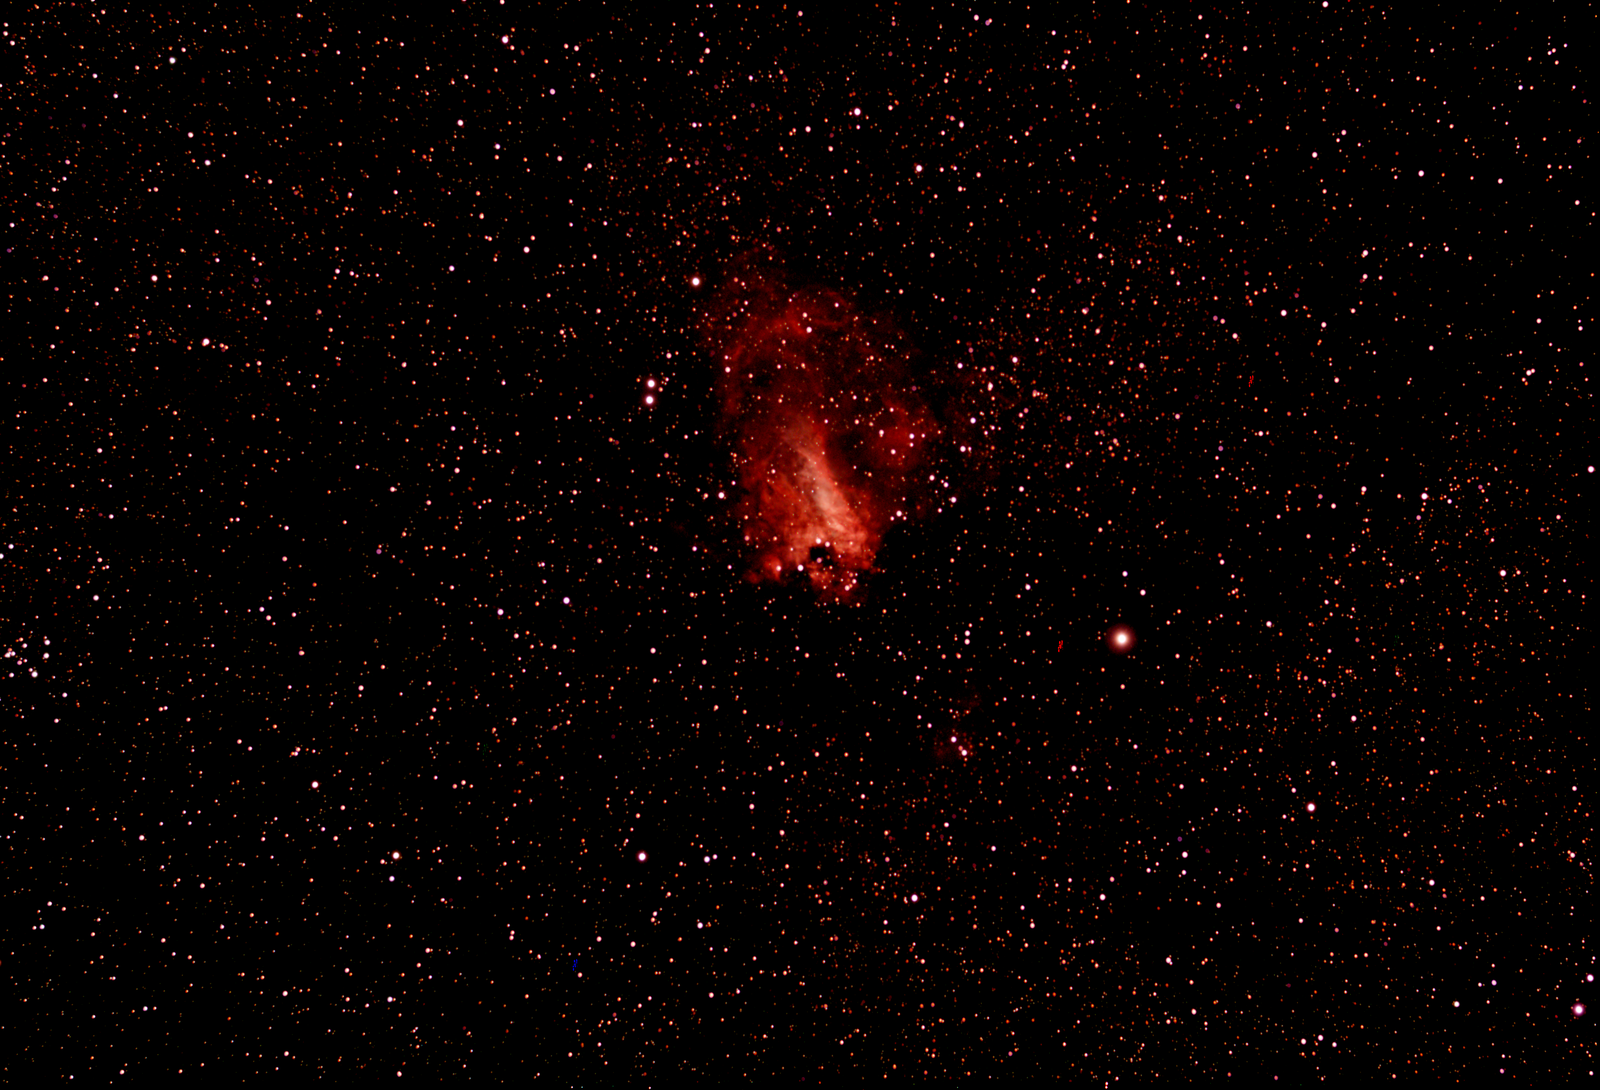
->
701;252;941;600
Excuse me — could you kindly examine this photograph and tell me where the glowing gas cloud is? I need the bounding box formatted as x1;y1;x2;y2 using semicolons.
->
700;251;940;601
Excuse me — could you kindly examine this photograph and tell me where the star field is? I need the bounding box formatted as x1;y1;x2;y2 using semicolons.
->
3;3;1590;1080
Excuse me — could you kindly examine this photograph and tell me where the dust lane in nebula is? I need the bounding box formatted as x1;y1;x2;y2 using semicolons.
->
701;251;940;601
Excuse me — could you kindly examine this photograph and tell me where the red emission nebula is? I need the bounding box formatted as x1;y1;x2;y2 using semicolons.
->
700;254;942;602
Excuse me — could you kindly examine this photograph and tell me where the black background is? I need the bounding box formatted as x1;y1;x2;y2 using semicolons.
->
3;3;1590;1080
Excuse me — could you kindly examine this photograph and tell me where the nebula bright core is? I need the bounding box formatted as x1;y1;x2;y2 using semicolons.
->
701;252;940;601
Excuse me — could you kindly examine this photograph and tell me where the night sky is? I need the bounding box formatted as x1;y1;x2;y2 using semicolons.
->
6;4;1591;1080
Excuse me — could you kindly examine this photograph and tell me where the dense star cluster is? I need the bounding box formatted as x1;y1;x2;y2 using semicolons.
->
4;4;1590;1082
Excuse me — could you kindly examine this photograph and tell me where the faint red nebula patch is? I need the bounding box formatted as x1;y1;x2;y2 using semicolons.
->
700;251;940;602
